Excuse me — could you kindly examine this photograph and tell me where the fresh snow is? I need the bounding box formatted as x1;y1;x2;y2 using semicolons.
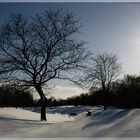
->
0;106;140;137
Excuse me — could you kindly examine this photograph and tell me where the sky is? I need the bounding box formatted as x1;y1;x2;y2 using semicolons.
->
1;3;140;99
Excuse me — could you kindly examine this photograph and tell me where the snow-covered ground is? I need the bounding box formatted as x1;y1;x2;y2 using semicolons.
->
0;106;140;137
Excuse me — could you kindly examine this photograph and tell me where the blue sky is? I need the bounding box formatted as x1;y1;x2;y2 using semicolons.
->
1;3;140;98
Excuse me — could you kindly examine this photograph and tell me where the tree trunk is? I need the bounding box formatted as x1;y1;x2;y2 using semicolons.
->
104;105;107;110
41;97;47;121
35;85;47;121
103;87;108;110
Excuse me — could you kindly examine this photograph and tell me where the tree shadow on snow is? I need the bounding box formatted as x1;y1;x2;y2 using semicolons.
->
0;117;54;126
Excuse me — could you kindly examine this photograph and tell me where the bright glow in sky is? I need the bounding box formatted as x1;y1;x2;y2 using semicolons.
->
1;3;140;98
49;85;87;99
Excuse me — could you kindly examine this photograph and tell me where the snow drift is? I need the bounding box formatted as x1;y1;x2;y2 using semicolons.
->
0;106;140;138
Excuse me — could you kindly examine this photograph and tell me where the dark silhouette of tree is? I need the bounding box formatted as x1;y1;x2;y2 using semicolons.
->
82;53;122;109
112;74;140;108
84;53;122;91
121;74;139;88
0;9;89;121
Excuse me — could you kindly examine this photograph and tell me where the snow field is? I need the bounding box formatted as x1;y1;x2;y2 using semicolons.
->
0;106;140;137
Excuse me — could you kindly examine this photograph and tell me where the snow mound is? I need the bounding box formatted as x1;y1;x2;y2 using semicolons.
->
0;107;40;120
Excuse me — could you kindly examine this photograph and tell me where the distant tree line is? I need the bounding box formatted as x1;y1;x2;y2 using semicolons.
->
1;74;140;109
0;85;34;107
55;74;140;109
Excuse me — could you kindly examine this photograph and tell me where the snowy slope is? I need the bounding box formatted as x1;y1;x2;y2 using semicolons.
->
0;107;140;137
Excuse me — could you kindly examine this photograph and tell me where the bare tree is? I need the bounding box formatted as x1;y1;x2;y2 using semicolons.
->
82;53;121;109
0;9;90;121
121;74;138;88
84;53;121;92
